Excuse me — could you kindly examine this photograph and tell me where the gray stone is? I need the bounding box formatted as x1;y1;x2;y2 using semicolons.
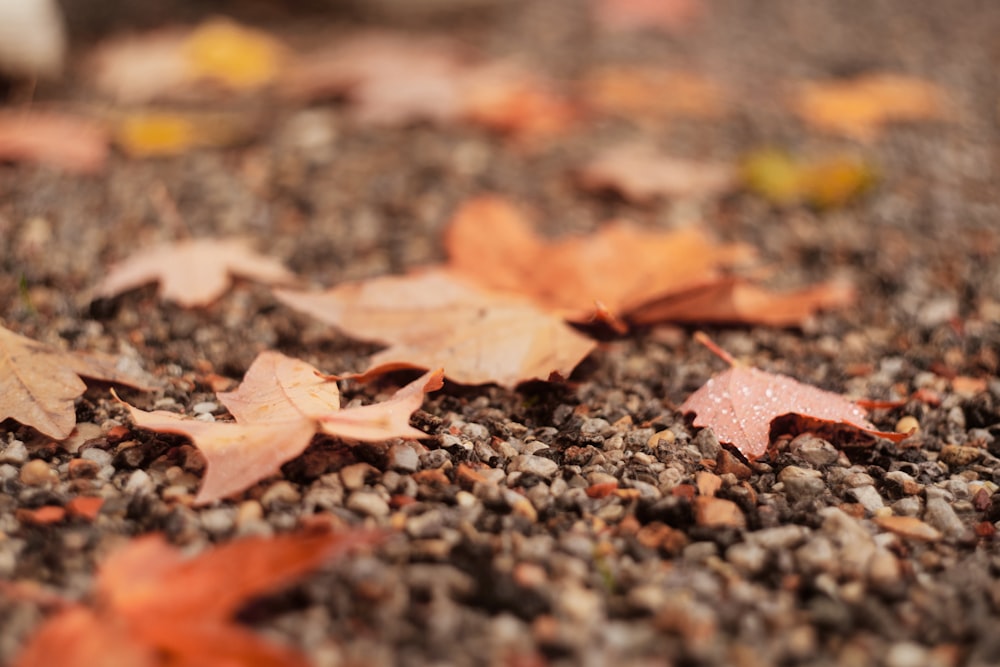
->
726;542;768;575
200;507;235;535
788;434;840;467
124;469;154;495
848;485;885;513
746;525;810;551
924;496;967;539
693;428;721;458
261;481;301;508
80;448;112;467
191;401;218;414
346;491;390;518
891;497;923;516
0;439;27;465
387;442;420;472
508;454;558;479
406;510;446;539
779;466;826;501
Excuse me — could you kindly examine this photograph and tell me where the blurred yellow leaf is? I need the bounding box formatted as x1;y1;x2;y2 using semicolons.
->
742;149;875;208
183;19;284;89
113;111;256;157
792;74;950;140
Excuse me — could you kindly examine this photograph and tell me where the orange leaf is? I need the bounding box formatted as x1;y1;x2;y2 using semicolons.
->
791;74;951;141
94;237;297;307
14;530;376;667
577;142;737;202
275;270;596;387
444;195;754;322
680;334;908;461
0;325;151;439
593;0;704;33
627;278;856;327
581;66;726;122
0;111;108;174
122;352;440;503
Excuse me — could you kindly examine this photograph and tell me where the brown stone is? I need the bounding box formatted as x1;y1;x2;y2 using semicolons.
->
693;496;746;528
874;515;942;542
716;449;752;480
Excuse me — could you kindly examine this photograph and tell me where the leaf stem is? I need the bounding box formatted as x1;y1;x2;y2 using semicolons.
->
693;331;736;367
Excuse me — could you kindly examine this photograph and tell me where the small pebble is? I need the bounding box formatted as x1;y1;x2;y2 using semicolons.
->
19;459;54;486
895;416;920;435
939;444;982;467
778;466;825;501
848;485;885;513
261;481;302;509
788;434;840;467
347;491;390;518
124;470;154;495
191;401;218;414
924;496;967;539
80;448;113;467
387;442;420;472
508;454;558;479
340;463;378;490
0;439;28;465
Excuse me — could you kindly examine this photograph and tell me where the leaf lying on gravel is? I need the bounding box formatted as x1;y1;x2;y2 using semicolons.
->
680;333;909;461
275;270;596;387
110;110;260;157
121;351;442;504
580;66;726;123
93;237;297;307
445;195;754;323
13;529;378;667
577;142;737;202
0;325;151;439
627;278;856;327
741;149;877;208
0;111;108;173
88;18;286;103
791;73;951;141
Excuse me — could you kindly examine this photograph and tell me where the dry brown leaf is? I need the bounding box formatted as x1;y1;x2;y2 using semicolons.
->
122;351;441;504
581;66;726;122
593;0;704;33
94;237;297;307
0;325;150;439
89;18;286;104
680;334;909;461
13;529;376;667
0;111;108;174
275;270;596;387
577;142;737;202
628;278;856;327
791;74;951;141
445;195;754;322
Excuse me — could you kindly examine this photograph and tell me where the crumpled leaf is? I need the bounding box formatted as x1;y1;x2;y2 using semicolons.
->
275;270;596;387
0;325;151;439
122;351;441;504
680;334;909;461
581;66;726;122
593;0;704;33
89;18;286;104
0;111;108;174
578;142;737;202
94;237;297;307
628;278;856;327
445;195;754;322
741;149;876;207
13;529;376;667
791;73;951;141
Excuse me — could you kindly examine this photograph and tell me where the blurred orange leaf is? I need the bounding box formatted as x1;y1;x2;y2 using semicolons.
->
791;73;951;141
581;66;726;122
593;0;704;32
741;149;877;208
0;111;108;173
111;110;258;157
13;529;376;667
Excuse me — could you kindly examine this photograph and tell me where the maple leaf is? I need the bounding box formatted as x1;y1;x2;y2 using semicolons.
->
444;195;754;322
0;111;108;174
0;324;151;439
791;73;950;141
13;529;377;667
275;270;596;387
93;237;297;307
577;142;737;202
627;278;856;328
121;351;441;504
679;333;909;461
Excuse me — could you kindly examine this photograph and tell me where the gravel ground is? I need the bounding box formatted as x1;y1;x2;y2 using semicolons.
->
3;1;1000;666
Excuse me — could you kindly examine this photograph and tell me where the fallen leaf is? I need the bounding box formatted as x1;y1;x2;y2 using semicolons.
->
122;351;441;504
275;270;596;387
741;149;876;208
94;237;297;307
89;18;285;104
444;195;754;322
577;142;737;202
13;529;375;667
791;73;951;141
111;110;259;157
581;66;726;122
0;325;150;439
280;31;470;125
680;333;909;461
593;0;703;32
628;278;856;327
0;111;108;173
